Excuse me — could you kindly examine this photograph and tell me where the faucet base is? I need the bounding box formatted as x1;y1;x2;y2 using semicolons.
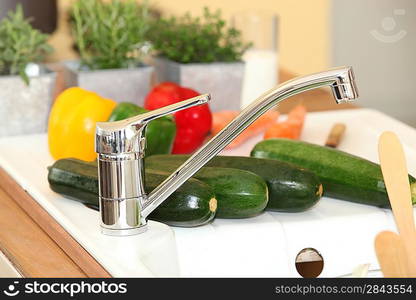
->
101;225;148;236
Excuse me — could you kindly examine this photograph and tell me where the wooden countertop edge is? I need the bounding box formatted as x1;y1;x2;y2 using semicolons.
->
0;243;24;277
0;181;85;277
0;167;111;278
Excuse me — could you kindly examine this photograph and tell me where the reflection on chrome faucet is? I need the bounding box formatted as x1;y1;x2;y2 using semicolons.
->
95;66;359;236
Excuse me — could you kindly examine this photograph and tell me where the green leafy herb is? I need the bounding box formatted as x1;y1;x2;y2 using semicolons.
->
147;7;251;64
70;0;149;70
0;4;53;84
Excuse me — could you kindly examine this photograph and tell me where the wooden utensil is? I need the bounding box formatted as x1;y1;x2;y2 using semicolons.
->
378;131;416;276
325;123;346;148
375;231;409;277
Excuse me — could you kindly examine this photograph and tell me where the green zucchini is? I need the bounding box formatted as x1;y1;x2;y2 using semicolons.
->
146;155;323;212
143;164;268;218
93;160;268;218
48;158;217;227
250;138;416;207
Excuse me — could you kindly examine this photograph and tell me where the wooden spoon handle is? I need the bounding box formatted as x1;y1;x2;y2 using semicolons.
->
378;131;416;275
375;231;409;277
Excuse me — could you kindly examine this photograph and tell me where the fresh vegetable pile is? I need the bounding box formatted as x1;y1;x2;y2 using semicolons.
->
48;155;323;226
48;82;212;161
145;155;323;212
47;86;416;230
47;87;325;226
48;158;216;227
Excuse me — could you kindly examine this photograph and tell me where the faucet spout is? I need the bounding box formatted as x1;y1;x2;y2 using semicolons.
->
142;66;358;217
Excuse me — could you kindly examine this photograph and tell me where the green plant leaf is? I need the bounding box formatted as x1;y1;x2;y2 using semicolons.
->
0;4;53;83
19;68;29;85
70;0;149;70
147;7;251;63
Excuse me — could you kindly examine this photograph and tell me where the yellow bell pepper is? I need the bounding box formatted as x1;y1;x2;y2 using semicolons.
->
48;87;116;161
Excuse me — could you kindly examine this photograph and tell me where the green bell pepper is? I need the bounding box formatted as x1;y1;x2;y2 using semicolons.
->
108;102;176;156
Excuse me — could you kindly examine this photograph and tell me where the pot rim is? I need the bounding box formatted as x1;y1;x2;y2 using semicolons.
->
63;60;153;74
0;63;55;80
154;56;245;67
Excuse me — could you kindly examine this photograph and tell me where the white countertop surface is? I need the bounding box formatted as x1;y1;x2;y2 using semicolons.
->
1;108;415;277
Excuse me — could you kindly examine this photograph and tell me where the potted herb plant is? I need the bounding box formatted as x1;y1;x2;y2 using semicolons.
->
149;8;251;111
0;5;54;137
65;0;152;104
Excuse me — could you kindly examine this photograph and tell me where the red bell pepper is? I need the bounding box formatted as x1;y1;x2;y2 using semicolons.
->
144;82;181;110
144;82;212;154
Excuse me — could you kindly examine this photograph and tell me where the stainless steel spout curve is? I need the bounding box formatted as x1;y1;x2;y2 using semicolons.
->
95;66;358;236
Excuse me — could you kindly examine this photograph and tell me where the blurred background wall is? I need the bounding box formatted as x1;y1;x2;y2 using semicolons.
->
331;0;416;127
2;0;415;126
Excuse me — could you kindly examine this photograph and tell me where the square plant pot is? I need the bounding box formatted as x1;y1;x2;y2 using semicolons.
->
153;57;244;112
0;71;56;137
63;61;153;105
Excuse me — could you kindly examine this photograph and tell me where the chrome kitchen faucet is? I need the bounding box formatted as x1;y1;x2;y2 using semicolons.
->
95;66;359;236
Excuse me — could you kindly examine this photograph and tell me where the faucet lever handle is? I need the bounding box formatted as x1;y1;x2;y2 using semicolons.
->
140;93;211;125
96;93;210;155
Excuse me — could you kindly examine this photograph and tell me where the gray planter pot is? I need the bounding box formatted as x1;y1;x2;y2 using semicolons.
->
153;57;244;112
0;71;55;137
63;61;153;105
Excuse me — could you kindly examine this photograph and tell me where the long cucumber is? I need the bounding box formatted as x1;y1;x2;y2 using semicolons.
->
48;158;217;227
146;155;323;212
251;138;416;207
145;165;268;218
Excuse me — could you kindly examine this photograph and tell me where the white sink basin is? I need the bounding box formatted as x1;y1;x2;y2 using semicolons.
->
1;108;415;277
